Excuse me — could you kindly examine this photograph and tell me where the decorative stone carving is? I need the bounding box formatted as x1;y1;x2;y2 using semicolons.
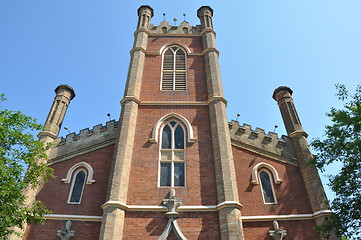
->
269;220;287;240
57;220;75;240
158;189;187;240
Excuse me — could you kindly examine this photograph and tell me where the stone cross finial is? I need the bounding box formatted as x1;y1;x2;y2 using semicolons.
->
158;189;186;240
57;220;76;240
269;220;287;240
162;188;182;218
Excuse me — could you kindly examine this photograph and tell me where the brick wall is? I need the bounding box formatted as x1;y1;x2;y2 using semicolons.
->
26;145;114;238
233;145;313;216
123;212;220;239
243;220;320;240
25;220;101;240
127;105;218;206
140;36;207;102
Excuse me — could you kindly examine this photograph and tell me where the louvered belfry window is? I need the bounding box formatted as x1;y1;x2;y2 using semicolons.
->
161;46;186;90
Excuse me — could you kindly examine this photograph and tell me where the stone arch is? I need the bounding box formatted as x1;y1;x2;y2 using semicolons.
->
251;162;282;185
62;162;96;184
149;113;197;143
159;42;191;55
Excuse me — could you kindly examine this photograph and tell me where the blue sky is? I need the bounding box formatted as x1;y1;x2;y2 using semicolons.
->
1;1;360;200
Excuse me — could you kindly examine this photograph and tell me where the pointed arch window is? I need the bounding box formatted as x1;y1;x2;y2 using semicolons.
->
68;169;87;204
161;46;187;91
159;121;185;187
259;169;277;204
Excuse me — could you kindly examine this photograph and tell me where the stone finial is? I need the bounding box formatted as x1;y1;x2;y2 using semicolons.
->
137;5;154;30
38;84;75;141
137;5;154;17
269;220;287;240
57;220;76;240
162;188;182;219
197;6;214;30
272;86;293;102
158;189;187;240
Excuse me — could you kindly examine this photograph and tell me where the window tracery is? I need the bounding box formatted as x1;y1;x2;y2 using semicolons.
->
159;120;186;187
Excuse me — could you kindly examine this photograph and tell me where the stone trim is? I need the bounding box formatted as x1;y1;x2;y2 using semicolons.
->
202;47;219;56
148;33;202;37
206;96;227;105
149;113;197;143
242;210;332;222
288;130;309;138
231;140;298;167
159;42;191;54
46;214;103;222
37;130;58;139
133;28;151;36
120;96;141;105
45;210;332;222
139;101;208;105
251;162;282;185
130;47;147;55
62;162;95;184
200;28;217;37
101;201;242;212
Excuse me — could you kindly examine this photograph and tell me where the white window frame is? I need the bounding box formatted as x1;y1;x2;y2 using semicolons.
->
259;169;278;204
160;45;187;91
67;169;87;204
158;121;186;188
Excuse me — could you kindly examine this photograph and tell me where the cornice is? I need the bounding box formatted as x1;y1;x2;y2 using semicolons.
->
242;210;332;222
202;48;219;56
133;28;151;36
44;210;332;222
101;201;242;212
200;29;217;37
133;97;227;106
130;47;147;55
120;96;141;105
139;101;208;106
288;130;309;138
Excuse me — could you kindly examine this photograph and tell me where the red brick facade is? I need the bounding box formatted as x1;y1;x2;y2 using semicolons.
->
21;5;328;240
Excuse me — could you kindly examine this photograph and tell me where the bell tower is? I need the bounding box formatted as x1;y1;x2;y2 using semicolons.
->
100;5;244;239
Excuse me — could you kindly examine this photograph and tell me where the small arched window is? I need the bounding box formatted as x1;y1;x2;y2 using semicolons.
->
68;169;87;204
159;121;185;187
161;46;186;91
259;169;277;204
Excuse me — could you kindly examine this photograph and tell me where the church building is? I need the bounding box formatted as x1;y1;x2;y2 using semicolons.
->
17;5;334;240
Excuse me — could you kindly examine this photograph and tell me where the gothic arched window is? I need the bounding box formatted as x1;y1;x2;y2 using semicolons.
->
259;169;277;204
161;46;187;91
159;121;185;187
68;169;87;204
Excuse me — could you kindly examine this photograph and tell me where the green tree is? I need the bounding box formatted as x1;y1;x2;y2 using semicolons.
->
0;94;53;238
311;84;361;239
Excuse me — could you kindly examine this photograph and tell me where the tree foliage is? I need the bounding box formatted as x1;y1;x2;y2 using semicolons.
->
0;94;53;238
311;84;361;239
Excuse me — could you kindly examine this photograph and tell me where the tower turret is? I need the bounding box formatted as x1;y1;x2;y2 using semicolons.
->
197;6;214;30
273;86;331;225
38;84;75;141
137;5;153;30
9;84;75;240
